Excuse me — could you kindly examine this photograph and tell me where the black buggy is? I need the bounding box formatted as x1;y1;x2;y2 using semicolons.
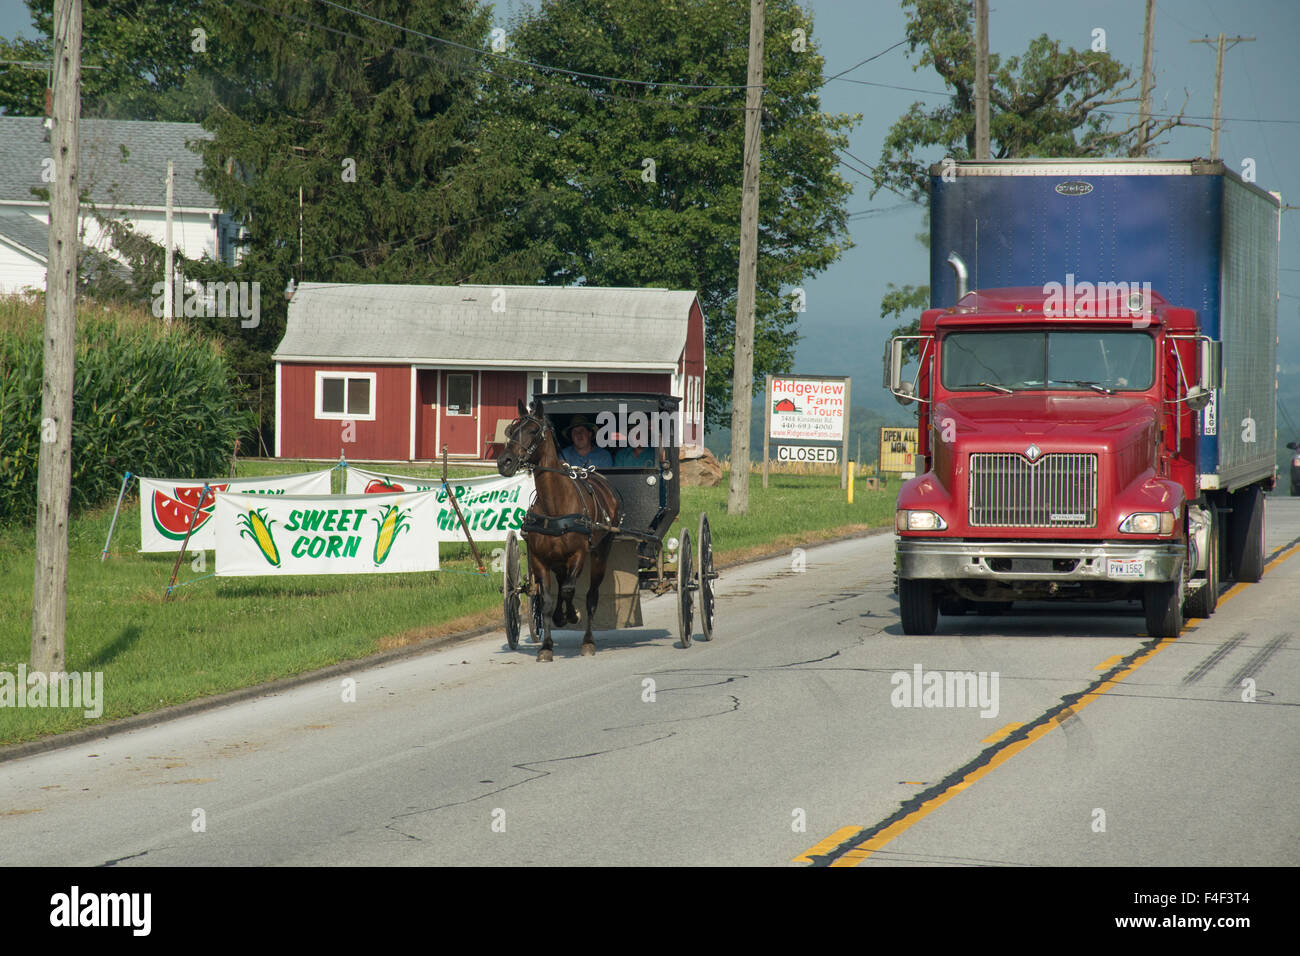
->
500;392;717;650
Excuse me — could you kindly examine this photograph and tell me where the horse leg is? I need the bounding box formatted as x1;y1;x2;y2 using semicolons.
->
552;564;570;628
536;567;554;663
581;536;613;656
563;548;585;625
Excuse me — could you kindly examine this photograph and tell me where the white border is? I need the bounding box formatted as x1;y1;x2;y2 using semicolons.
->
313;370;377;421
408;366;417;461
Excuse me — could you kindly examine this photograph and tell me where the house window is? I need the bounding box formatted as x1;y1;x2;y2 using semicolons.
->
528;373;587;396
315;371;376;421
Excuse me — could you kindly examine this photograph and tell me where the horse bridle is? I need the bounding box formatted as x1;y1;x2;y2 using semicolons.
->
504;408;552;469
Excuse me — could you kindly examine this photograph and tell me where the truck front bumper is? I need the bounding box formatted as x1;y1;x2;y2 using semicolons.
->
897;538;1185;583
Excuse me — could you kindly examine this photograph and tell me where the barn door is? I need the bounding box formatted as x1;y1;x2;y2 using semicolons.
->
438;371;479;457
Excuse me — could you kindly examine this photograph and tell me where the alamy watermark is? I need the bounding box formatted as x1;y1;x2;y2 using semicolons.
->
151;280;261;329
1043;275;1152;326
594;403;680;448
0;666;103;718
890;663;999;718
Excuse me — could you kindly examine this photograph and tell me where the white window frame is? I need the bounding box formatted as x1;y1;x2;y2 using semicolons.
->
528;371;588;397
314;370;377;421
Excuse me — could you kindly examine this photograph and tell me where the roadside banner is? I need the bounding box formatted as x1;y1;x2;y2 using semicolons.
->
139;470;332;552
345;466;533;542
214;490;439;576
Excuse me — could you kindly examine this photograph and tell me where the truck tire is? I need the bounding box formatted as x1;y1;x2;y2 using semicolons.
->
899;578;938;635
1227;485;1266;583
1184;510;1219;618
1143;576;1184;638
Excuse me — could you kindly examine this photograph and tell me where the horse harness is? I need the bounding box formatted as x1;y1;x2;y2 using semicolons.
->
522;465;621;541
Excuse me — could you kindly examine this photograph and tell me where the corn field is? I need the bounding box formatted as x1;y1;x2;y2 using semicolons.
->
0;296;252;524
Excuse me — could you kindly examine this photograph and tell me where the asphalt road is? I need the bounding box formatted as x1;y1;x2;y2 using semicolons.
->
3;501;1298;867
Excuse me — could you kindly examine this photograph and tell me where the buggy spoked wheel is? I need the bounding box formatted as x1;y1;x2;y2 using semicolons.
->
697;513;715;641
677;529;694;647
503;530;522;649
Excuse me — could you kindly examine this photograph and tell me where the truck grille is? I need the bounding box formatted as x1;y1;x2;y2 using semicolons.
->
968;453;1097;528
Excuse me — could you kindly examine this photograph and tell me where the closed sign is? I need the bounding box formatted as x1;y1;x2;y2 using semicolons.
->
776;445;839;463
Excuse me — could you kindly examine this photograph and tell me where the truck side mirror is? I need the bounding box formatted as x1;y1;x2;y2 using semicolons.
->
1185;385;1212;412
1200;338;1221;390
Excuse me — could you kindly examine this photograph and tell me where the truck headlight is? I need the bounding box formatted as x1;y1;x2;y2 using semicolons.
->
1119;512;1175;535
896;510;948;532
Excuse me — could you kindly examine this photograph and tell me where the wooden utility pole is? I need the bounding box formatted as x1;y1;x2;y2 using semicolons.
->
1135;0;1155;155
32;0;81;674
974;0;990;159
727;0;764;515
1191;33;1254;160
164;159;174;325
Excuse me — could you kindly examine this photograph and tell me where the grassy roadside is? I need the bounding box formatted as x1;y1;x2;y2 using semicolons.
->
0;467;893;745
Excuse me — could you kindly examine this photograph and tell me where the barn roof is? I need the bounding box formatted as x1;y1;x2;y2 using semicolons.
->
0;117;216;210
275;283;699;369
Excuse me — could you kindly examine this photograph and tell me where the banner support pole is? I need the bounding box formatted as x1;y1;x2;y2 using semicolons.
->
165;483;211;600
442;446;485;572
100;471;132;562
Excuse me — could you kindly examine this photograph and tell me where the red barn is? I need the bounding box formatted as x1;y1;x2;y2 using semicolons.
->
273;283;707;461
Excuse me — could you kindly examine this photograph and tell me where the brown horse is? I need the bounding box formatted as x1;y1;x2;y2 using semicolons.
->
497;399;621;661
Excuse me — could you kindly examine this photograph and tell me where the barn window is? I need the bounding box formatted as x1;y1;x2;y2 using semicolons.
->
446;373;473;415
528;372;586;396
314;371;376;421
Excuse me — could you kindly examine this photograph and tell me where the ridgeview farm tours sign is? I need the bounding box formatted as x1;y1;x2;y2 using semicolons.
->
768;377;847;441
139;471;333;552
214;490;440;576
344;467;534;542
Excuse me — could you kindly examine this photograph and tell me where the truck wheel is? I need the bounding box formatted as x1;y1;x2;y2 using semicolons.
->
1143;575;1184;638
1227;485;1266;583
899;578;938;635
1185;511;1219;618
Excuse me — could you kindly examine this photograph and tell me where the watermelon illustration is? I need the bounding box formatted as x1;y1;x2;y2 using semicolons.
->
365;479;405;494
151;483;228;540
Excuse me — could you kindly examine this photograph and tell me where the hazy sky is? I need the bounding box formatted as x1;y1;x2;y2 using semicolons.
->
3;0;1297;416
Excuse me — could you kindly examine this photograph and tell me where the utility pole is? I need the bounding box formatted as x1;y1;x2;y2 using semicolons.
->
164;159;174;326
974;0;990;159
1191;33;1254;160
727;0;764;515
32;0;81;675
1135;0;1155;156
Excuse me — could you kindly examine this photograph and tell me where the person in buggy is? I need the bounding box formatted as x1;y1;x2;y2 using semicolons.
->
560;415;613;469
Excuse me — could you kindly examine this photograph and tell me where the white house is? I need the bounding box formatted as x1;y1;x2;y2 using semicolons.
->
0;117;238;295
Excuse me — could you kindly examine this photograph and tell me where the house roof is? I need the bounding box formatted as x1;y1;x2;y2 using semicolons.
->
275;283;699;369
0;210;49;259
0;117;217;210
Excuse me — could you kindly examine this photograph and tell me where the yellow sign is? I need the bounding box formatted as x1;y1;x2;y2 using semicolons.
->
879;426;919;474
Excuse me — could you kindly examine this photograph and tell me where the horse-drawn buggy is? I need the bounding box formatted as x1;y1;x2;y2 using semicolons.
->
497;392;716;661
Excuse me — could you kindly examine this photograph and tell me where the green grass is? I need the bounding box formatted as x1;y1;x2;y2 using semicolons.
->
1;468;893;745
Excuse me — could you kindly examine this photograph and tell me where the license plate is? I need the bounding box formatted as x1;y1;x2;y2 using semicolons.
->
1107;558;1146;579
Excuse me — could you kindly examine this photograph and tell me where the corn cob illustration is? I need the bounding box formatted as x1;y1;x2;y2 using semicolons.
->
237;509;281;567
371;504;412;566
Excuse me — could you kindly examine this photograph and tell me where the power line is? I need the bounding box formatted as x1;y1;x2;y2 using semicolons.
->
823;38;909;82
231;0;750;113
309;0;756;93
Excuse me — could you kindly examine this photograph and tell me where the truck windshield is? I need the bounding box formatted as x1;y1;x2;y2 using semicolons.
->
941;331;1154;392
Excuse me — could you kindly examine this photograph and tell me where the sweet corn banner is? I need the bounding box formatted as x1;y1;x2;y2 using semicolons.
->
344;467;534;542
214;490;439;576
139;471;333;553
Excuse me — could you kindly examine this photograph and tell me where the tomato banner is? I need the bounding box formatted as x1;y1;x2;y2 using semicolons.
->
344;467;534;543
214;490;439;576
139;471;333;553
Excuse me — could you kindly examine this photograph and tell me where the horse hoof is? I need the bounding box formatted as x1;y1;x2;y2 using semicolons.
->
566;611;579;624
580;643;595;657
552;613;566;628
537;649;553;663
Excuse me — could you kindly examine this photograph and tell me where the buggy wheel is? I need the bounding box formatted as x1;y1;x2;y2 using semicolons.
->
678;530;693;647
697;513;715;641
503;531;522;650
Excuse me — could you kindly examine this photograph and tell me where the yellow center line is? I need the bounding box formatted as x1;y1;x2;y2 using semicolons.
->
791;825;862;864
980;722;1023;744
797;537;1300;867
1093;654;1123;671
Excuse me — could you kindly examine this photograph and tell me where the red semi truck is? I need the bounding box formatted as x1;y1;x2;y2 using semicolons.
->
886;159;1280;637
